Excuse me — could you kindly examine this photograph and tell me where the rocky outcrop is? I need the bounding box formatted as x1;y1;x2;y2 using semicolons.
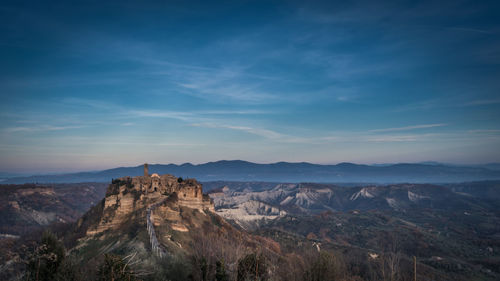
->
69;172;283;275
215;199;286;229
87;173;214;236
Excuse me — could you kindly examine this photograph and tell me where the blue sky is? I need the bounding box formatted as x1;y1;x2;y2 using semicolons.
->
1;0;500;173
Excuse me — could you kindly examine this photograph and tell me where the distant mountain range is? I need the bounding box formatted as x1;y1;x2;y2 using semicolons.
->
3;160;500;184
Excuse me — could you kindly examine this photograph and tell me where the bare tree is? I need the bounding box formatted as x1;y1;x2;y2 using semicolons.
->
379;232;401;281
191;228;247;281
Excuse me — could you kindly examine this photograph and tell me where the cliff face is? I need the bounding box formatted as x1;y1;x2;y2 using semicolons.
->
86;173;214;236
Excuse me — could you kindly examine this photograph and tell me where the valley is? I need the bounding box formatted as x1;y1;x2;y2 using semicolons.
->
1;175;499;280
0;183;107;236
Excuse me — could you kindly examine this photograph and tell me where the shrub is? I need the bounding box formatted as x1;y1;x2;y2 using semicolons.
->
215;259;229;281
237;253;268;281
25;231;66;281
97;254;137;281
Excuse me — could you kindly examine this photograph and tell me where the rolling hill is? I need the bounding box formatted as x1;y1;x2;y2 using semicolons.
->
3;160;500;184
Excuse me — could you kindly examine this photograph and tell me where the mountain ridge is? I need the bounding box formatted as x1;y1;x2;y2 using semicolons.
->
4;160;500;184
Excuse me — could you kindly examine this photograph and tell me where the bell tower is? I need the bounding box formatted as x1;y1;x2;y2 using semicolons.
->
144;163;149;177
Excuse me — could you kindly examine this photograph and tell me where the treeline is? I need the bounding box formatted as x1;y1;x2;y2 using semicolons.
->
20;231;139;281
14;230;452;281
184;231;439;281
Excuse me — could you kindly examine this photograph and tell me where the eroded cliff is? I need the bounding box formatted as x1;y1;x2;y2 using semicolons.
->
86;173;214;236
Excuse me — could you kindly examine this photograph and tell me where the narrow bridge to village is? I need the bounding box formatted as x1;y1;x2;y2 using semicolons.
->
146;198;169;258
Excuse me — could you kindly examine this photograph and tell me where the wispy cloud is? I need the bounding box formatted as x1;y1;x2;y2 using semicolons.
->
395;97;500;112
468;129;500;134
172;67;280;103
190;123;286;140
369;123;447;133
448;27;494;34
363;135;421;142
190;122;338;144
58;98;271;123
4;125;86;133
141;58;286;82
127;109;271;123
189;122;445;144
392;99;444;112
127;56;290;104
197;110;271;115
128;110;195;122
60;97;127;113
463;99;500;106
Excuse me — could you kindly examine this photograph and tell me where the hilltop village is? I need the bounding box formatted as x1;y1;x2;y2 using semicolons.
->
86;164;214;236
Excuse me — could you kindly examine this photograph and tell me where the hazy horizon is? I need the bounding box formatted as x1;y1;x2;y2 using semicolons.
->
2;159;500;175
1;0;500;173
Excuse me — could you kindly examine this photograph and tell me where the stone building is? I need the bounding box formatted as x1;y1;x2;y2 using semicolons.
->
88;163;214;235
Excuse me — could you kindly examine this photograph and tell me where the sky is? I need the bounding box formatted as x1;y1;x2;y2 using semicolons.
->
1;0;500;173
